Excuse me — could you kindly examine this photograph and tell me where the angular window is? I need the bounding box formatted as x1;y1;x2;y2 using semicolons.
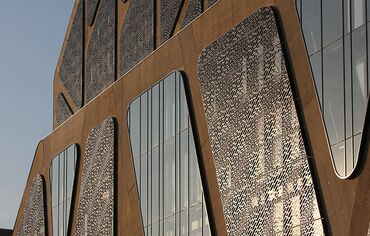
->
128;71;211;235
50;144;78;236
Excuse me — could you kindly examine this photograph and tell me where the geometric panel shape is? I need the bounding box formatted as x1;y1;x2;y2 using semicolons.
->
198;7;324;236
120;0;154;76
160;0;184;43
75;117;115;235
59;0;84;109
16;175;46;236
86;0;116;103
87;0;100;26
181;0;202;29
56;93;73;127
50;144;78;236
127;71;211;235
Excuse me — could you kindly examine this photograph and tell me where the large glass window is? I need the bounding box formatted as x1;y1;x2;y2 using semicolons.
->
299;0;370;178
50;144;78;236
128;71;211;235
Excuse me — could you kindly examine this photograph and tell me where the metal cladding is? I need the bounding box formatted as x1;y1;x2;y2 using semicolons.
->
120;0;154;75
16;175;46;236
75;117;115;235
56;93;73;127
198;7;324;235
59;0;83;109
86;0;115;103
160;0;184;43
87;0;100;25
181;0;202;28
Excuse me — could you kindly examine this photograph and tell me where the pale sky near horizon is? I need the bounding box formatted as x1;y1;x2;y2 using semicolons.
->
0;1;74;228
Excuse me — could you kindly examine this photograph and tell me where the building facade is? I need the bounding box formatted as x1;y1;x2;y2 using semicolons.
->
12;0;370;235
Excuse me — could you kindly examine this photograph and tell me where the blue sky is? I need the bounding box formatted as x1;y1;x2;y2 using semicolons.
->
0;1;74;228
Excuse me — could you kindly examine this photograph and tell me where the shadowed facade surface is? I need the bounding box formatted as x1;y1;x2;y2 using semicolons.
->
13;0;370;236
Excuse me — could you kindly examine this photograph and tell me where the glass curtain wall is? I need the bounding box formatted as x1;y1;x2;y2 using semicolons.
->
128;71;211;236
50;144;78;236
297;0;370;177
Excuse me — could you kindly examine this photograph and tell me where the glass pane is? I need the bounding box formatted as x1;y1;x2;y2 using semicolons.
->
59;154;65;205
152;147;160;222
354;133;362;166
164;74;176;141
302;0;321;55
352;25;367;135
296;0;301;19
352;0;366;29
51;158;59;208
332;142;345;176
134;158;141;191
58;203;64;236
164;215;175;236
180;130;189;210
152;84;160;148
344;35;353;139
152;221;159;236
345;138;354;174
344;0;351;34
66;147;75;198
141;93;148;154
189;204;202;236
52;205;58;236
323;39;344;144
310;52;322;107
164;138;175;217
180;76;189;131
141;153;148;226
189;129;202;206
203;200;211;236
180;210;188;236
130;98;141;158
323;0;342;46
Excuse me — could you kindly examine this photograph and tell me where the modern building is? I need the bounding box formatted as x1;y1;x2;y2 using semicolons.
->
11;0;369;235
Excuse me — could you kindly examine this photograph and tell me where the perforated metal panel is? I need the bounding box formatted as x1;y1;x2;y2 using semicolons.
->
86;0;115;103
198;7;324;236
75;118;115;235
56;93;73;127
181;0;202;28
160;0;184;43
59;0;83;109
87;0;100;25
120;0;154;75
16;175;46;236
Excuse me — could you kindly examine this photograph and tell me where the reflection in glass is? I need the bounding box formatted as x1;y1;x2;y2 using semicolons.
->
352;25;367;135
352;0;366;29
323;39;344;145
50;144;78;236
323;0;342;46
128;71;211;235
302;0;321;55
300;0;369;178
